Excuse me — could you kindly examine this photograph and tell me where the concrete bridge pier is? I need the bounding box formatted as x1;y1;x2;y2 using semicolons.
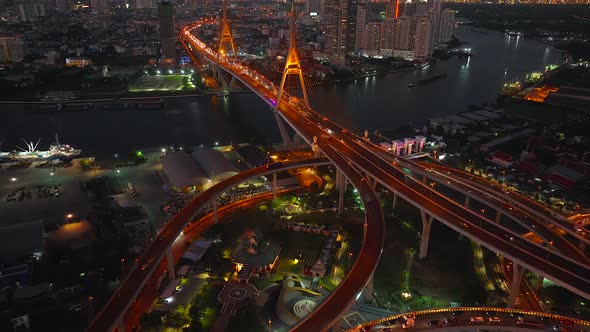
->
117;317;126;332
508;262;525;308
337;170;345;215
495;210;502;223
464;196;470;208
272;173;278;200
535;273;544;292
166;247;175;281
364;274;374;302
212;200;218;224
392;191;398;210
419;210;434;260
274;111;293;147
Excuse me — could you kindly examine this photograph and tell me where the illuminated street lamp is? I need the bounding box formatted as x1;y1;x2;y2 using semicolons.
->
10;177;16;182
120;258;126;276
268;319;272;332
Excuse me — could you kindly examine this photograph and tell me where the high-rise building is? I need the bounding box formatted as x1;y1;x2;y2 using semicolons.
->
381;17;395;51
158;1;176;59
16;0;45;22
415;1;428;16
306;0;321;15
437;9;455;43
363;22;382;54
393;15;412;51
136;0;157;9
344;0;360;54
386;0;400;19
429;0;442;14
413;16;432;61
354;2;366;51
322;0;364;59
91;0;109;14
0;36;24;63
402;0;415;17
322;0;340;57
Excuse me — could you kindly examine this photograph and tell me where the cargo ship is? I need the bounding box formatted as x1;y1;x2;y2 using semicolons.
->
418;73;448;85
0;135;81;162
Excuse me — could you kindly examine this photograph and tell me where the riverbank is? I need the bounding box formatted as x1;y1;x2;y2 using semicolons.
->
332;65;422;84
0;88;250;105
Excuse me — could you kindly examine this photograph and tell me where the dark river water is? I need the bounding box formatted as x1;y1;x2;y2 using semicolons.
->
0;26;564;157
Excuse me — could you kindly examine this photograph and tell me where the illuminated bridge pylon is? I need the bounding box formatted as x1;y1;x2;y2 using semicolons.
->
218;0;237;61
275;1;310;146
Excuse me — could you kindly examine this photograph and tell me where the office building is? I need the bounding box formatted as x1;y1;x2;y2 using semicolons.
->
158;1;176;59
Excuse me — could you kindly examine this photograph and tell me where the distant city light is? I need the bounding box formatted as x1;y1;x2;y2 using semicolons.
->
10;177;16;182
116;170;120;174
50;172;54;176
162;148;167;153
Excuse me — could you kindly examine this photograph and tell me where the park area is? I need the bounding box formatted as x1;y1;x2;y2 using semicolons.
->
128;74;196;92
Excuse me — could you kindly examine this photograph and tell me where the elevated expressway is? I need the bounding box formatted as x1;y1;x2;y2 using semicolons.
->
347;307;590;332
349;138;589;262
181;20;590;314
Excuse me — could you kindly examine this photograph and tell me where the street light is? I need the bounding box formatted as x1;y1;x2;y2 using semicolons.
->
268;319;272;332
10;177;16;182
120;258;126;276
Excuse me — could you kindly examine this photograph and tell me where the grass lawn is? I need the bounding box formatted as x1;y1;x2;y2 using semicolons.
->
128;75;195;92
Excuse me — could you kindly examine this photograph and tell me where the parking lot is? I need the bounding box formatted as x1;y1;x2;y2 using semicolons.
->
0;160;92;226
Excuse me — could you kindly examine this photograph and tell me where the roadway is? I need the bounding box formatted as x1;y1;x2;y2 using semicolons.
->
87;158;333;332
346;307;590;332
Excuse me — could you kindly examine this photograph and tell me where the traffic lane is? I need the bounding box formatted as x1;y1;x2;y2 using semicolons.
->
88;158;329;332
326;136;590;296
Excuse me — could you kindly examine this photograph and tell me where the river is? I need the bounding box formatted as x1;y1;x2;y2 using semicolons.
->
0;26;564;157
